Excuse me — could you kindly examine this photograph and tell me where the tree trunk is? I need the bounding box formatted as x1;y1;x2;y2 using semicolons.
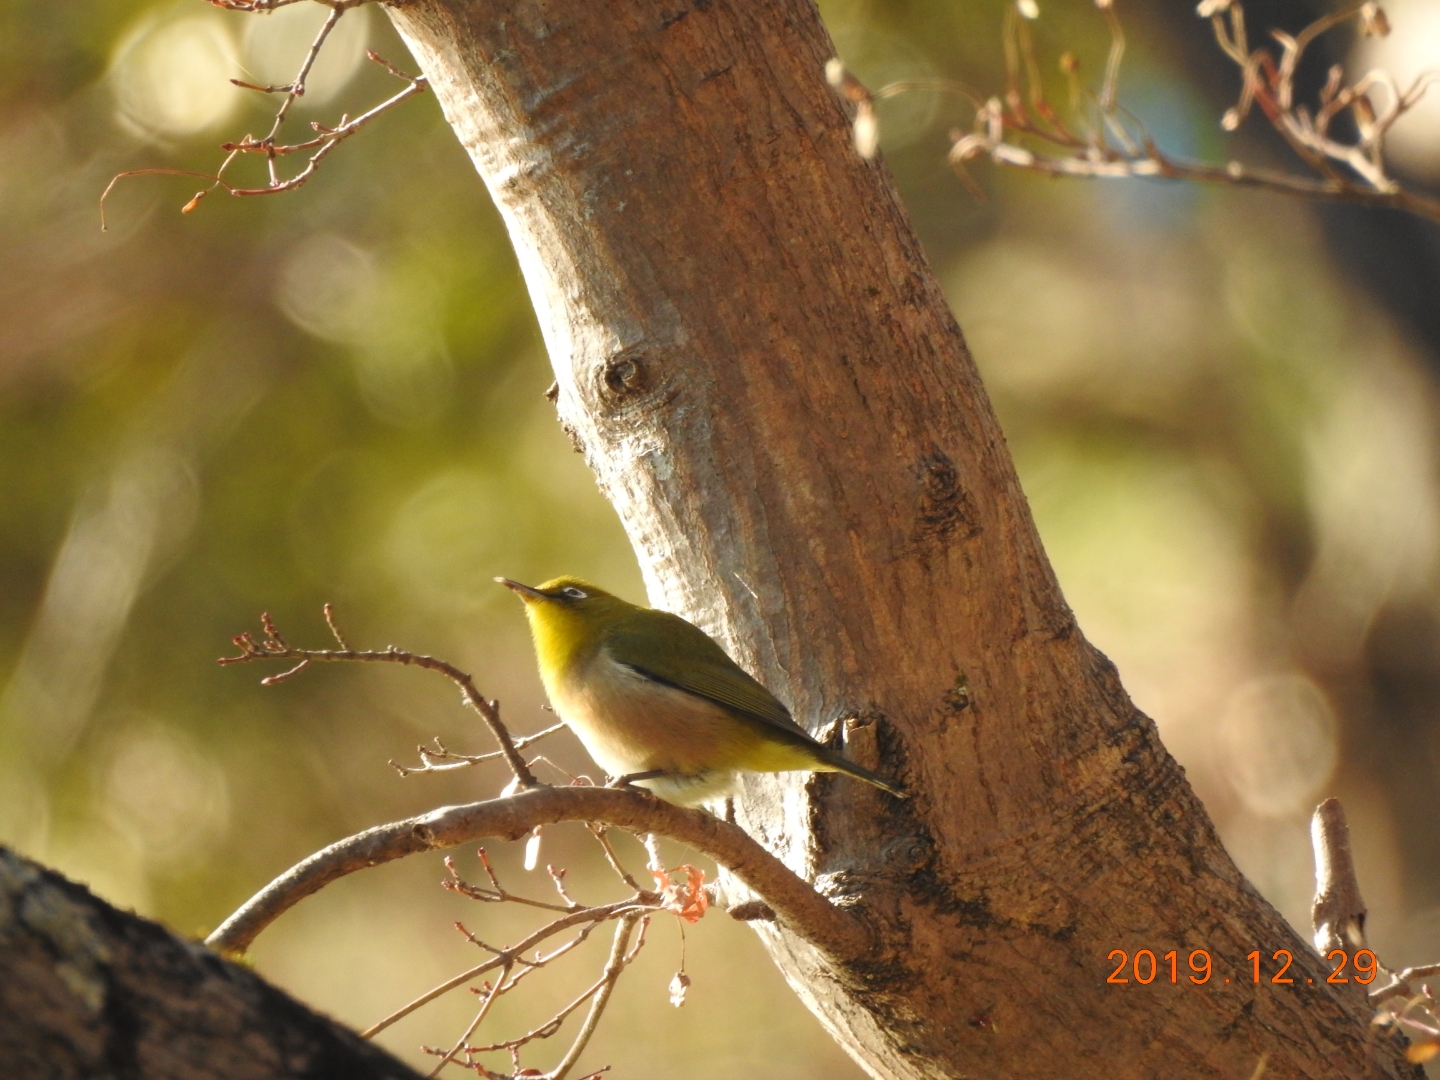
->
384;1;1415;1076
0;848;422;1080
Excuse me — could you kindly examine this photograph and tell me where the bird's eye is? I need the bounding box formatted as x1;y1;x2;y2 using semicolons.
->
561;586;588;600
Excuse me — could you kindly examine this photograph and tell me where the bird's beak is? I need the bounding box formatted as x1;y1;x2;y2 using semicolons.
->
495;577;546;601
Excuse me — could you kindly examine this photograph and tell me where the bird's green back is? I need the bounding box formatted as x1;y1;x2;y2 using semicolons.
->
603;610;815;744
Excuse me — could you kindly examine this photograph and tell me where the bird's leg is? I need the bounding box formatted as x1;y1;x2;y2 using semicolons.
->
608;769;667;791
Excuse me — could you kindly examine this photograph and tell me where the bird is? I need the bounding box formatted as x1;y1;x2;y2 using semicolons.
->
497;575;906;807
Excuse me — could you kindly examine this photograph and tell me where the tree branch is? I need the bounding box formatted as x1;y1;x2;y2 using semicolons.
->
0;848;424;1080
205;785;872;962
1311;796;1368;954
362;895;643;1040
391;724;566;778
534;913;643;1080
219;608;541;789
1309;798;1440;1062
100;26;427;230
836;0;1440;225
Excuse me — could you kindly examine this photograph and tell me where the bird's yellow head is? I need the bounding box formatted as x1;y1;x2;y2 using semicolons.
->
495;576;634;681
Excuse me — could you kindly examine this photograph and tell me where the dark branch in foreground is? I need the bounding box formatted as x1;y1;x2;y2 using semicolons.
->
0;848;423;1080
204;785;871;962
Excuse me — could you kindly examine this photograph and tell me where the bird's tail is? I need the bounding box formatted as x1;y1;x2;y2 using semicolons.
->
813;746;907;798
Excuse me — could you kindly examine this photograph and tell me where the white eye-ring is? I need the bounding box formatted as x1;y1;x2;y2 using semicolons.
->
561;586;588;600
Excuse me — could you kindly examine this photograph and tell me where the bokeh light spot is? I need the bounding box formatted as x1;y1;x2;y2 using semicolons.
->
1219;673;1339;817
277;233;454;426
242;2;371;107
386;470;522;614
101;722;231;868
111;10;243;141
1350;0;1440;178
276;232;380;344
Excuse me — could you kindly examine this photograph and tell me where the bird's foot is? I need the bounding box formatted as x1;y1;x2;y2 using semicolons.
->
607;770;666;794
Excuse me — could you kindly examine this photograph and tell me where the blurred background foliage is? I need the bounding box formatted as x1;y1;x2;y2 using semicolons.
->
2;0;1439;1075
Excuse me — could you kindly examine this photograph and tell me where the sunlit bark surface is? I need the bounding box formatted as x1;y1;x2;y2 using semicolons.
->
387;1;1415;1076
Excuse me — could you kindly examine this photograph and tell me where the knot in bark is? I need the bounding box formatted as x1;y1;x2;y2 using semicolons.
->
911;448;981;550
599;347;655;404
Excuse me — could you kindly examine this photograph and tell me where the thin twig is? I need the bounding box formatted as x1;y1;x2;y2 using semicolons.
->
587;824;642;893
101;41;426;229
955;136;1440;219
427;964;510;1079
1371;963;1440;1004
218;608;539;788
223;2;348;189
1097;0;1125;115
435;915;646;1080
422;898;636;1080
393;724;567;778
412;854;654;1080
831;0;1440;225
547;864;578;908
443;851;576;912
205;0;341;10
211;55;427;191
323;602;351;649
361;896;654;1039
543;915;646;1080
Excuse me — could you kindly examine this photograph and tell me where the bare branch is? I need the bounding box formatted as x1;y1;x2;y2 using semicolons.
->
587;824;642;893
426;966;508;1079
442;851;575;913
219;608;539;789
205;0;354;11
546;864;578;909
242;2;348;188
392;724;567;778
386;840;663;1077
204;785;872;961
430;915;645;1080
323;602;351;649
361;897;651;1040
210;55;428;195
423;916;634;1079
1311;797;1367;954
1371;963;1440;1005
101;16;427;231
832;0;1440;225
541;914;645;1080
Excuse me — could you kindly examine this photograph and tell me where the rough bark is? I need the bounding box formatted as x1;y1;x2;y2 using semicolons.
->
0;847;422;1080
384;0;1416;1077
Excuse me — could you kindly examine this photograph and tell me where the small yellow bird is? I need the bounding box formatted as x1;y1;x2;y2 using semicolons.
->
498;576;905;806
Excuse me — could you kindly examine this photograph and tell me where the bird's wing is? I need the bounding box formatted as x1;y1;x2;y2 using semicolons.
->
603;611;815;742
